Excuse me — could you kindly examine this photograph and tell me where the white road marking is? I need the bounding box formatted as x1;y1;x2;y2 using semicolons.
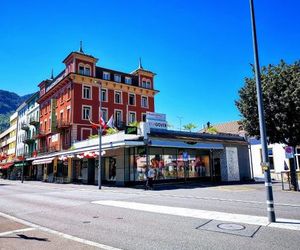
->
99;189;300;208
0;227;35;237
92;200;300;231
0;212;122;250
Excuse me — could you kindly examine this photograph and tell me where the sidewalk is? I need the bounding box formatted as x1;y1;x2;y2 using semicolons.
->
0;215;111;250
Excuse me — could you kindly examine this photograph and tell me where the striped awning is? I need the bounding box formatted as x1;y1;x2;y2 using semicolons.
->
0;162;14;170
32;157;55;165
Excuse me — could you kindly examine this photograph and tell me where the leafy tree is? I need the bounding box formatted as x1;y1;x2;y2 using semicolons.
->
182;123;197;132
203;121;218;134
236;60;300;190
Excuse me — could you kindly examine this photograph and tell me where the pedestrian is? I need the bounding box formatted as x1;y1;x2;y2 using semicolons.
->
145;166;155;190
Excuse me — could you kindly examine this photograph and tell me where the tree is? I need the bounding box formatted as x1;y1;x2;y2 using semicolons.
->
203;122;218;134
182;123;197;132
236;60;300;190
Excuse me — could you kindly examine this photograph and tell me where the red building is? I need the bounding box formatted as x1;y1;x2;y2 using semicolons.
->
37;47;158;154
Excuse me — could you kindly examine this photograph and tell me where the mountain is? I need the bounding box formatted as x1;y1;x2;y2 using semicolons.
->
0;90;34;133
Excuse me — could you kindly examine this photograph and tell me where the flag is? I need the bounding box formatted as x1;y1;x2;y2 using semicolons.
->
88;116;106;129
106;115;114;128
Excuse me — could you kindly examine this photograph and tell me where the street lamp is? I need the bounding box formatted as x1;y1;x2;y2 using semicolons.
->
249;0;276;222
98;81;102;189
177;116;183;131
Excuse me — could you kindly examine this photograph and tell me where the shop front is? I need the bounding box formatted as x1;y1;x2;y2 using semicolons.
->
26;123;251;187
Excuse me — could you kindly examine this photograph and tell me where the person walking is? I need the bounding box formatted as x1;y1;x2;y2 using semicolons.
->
145;166;155;190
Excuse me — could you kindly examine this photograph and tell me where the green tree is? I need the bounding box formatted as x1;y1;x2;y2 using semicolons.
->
203;121;218;134
236;60;300;190
182;123;197;132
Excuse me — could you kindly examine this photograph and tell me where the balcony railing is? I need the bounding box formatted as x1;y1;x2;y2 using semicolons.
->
21;123;29;130
23;136;35;144
29;117;39;127
56;120;71;129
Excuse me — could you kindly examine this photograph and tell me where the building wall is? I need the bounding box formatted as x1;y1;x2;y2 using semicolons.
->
251;143;291;180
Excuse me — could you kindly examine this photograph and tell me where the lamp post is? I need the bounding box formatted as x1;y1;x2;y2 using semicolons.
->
249;0;276;222
98;81;102;189
177;116;183;131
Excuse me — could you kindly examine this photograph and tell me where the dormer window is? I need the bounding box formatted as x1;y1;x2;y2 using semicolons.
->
78;64;91;76
103;72;110;80
114;74;121;83
125;77;132;84
146;80;151;89
79;66;85;75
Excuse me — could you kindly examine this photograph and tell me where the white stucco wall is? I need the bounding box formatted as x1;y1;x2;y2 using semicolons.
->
251;143;290;180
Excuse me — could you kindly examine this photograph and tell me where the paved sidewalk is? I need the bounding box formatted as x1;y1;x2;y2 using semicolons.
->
0;215;108;250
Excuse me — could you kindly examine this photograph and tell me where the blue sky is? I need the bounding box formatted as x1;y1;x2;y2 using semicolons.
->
0;0;299;130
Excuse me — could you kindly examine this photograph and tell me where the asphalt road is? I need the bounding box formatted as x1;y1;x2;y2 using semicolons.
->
0;180;299;250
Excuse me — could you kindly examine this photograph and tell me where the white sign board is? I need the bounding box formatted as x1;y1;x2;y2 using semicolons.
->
146;112;166;122
51;133;59;142
285;146;294;159
147;120;168;130
226;147;240;181
146;112;167;130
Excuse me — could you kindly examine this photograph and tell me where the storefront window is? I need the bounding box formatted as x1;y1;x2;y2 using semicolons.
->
129;147;211;182
162;148;177;179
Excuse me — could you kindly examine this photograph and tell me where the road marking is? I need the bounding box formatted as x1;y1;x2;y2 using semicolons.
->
99;189;300;208
91;200;300;231
0;227;35;237
0;212;122;250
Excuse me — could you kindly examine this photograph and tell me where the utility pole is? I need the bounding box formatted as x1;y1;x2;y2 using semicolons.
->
98;82;102;189
249;0;276;222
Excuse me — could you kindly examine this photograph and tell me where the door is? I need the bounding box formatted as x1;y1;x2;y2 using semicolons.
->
212;158;221;182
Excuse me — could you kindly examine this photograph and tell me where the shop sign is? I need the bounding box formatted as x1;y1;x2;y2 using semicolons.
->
147;120;168;130
52;133;59;142
146;112;166;122
125;126;138;135
285;146;294;159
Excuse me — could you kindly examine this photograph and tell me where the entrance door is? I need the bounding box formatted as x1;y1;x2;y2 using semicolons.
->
212;158;221;182
104;157;116;181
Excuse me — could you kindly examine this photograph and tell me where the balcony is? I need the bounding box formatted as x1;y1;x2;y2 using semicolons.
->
23;136;35;145
21;123;29;130
56;120;71;130
29;117;39;127
36;130;47;138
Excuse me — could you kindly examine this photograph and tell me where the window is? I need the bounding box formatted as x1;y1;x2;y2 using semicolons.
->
142;80;147;88
146;80;151;89
101;89;107;102
79;66;85;75
129;112;136;123
67;109;70;122
82;106;91;120
125;77;132;84
103;72;110;80
101;108;108;122
85;67;91;76
141;96;148;108
83;86;91;99
114;74;121;82
142;113;147;122
115;91;122;104
129;93;135;106
79;65;91;76
295;147;300;170
115;110;122;126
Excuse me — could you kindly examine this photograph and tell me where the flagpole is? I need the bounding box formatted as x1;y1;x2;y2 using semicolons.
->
98;82;102;189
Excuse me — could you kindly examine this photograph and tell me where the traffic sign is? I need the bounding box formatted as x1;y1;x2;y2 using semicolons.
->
285;146;294;159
